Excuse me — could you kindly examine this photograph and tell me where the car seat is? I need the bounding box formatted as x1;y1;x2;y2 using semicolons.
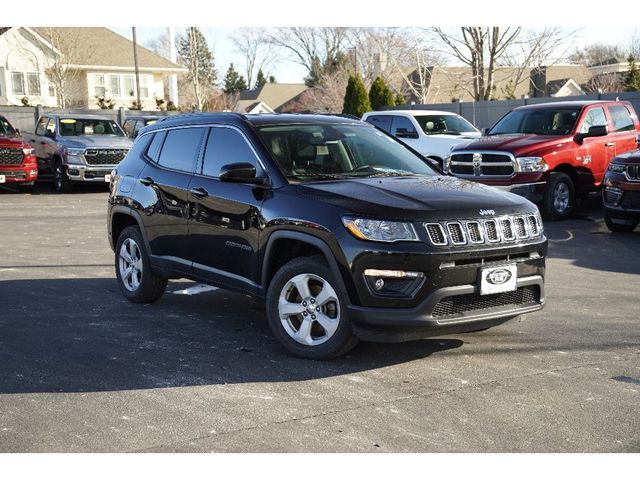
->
93;123;105;134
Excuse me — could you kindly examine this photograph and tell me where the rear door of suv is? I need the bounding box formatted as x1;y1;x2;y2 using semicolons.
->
187;125;266;291
607;103;639;161
138;126;206;263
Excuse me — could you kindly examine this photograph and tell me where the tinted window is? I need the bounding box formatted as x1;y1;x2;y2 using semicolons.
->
123;119;135;136
365;115;392;133
157;127;205;173
580;107;607;134
58;118;124;137
202;127;259;177
391;116;418;136
608;105;635;132
146;131;165;162
36;117;49;136
490;108;580;135
414;114;477;134
127;132;153;159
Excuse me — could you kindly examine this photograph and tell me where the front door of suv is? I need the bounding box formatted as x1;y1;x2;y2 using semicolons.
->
187;126;266;290
139;126;206;264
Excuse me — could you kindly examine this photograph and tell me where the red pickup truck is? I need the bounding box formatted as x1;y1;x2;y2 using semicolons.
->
0;115;38;192
446;101;640;219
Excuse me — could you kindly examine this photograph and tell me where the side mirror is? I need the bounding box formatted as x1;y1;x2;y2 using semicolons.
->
575;125;607;144
219;162;266;185
395;128;419;139
483;127;491;136
15;128;20;136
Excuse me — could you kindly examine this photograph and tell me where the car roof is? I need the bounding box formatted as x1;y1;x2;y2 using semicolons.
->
513;100;627;111
48;113;118;121
142;112;365;132
364;109;461;117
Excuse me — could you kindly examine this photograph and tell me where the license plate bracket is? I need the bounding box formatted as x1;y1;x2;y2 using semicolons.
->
480;264;517;295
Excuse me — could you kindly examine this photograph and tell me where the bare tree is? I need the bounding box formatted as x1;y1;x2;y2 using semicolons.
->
284;68;349;113
177;27;217;111
37;27;93;108
569;42;626;67
145;30;172;60
583;72;624;93
230;28;276;89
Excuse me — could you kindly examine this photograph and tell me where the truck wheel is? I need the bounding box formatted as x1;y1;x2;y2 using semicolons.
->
266;255;358;359
54;162;74;193
604;211;638;233
542;172;574;220
115;226;167;303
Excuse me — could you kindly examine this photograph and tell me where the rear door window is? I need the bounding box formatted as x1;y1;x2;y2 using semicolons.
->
365;115;392;133
390;116;418;137
157;127;205;173
36;117;49;135
608;105;635;132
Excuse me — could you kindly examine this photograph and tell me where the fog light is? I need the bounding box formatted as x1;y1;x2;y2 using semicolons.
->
363;269;425;297
374;278;385;291
604;186;623;205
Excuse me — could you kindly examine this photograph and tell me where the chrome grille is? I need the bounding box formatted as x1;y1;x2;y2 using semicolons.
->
84;148;128;165
449;151;515;177
424;214;543;247
0;148;24;165
625;164;640;181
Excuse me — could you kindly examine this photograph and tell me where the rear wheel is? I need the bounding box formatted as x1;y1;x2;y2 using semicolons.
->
542;172;574;220
115;226;167;303
54;161;73;193
604;211;638;233
266;255;357;359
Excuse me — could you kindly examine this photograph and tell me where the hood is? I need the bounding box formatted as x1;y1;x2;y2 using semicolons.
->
452;133;571;155
0;136;28;148
297;175;534;222
612;149;640;164
58;135;133;149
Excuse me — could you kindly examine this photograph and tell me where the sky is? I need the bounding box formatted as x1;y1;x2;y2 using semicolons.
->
111;27;640;86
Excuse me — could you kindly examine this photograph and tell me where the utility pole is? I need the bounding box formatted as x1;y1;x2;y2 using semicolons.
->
132;27;142;108
168;27;179;107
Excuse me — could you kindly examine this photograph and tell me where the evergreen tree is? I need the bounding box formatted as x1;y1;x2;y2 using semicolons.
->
342;75;371;117
254;69;267;89
394;91;405;106
624;55;640;92
369;76;395;110
268;75;276;83
223;63;248;94
177;27;216;111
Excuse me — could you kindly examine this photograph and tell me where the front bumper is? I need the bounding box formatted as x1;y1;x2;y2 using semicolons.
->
492;182;546;202
65;164;115;183
0;164;38;183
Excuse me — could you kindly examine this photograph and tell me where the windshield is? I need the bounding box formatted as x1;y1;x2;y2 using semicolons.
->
0;117;17;137
489;108;581;136
256;123;438;182
59;118;125;137
414;114;477;135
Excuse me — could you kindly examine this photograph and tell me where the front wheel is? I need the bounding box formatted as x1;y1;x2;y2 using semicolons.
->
266;256;357;359
604;211;638;233
54;162;74;193
115;226;167;303
542;172;574;220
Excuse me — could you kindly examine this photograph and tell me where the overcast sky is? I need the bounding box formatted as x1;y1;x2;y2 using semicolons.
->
111;27;640;85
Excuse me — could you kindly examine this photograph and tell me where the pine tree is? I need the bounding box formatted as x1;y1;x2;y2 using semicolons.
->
369;76;395;110
342;75;371;117
268;75;276;83
177;27;217;111
254;69;267;89
394;91;405;106
223;63;248;94
624;55;640;92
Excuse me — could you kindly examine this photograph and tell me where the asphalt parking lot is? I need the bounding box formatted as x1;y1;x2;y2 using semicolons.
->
0;183;638;453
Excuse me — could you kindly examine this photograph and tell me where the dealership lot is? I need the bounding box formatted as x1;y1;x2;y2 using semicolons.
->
0;184;638;452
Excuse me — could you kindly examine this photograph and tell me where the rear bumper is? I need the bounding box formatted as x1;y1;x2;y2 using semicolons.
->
348;275;544;342
0;164;38;183
65;164;115;183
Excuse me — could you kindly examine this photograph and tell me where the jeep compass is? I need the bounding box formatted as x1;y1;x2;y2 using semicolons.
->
108;113;547;359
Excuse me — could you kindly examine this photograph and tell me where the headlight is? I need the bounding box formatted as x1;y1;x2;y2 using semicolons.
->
608;163;625;174
22;148;35;155
516;157;548;172
63;148;85;165
444;155;451;173
342;217;419;242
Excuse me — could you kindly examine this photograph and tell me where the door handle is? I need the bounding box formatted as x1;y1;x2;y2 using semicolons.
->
40;141;46;145
28;139;35;143
190;187;209;199
604;142;615;147
139;176;155;186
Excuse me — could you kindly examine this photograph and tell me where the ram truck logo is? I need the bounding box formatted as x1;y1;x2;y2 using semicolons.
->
486;268;512;285
479;209;495;216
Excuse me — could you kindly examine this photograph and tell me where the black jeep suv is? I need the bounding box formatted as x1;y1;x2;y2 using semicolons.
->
108;113;546;359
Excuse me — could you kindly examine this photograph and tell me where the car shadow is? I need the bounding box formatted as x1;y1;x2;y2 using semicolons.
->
0;277;464;394
0;182;108;195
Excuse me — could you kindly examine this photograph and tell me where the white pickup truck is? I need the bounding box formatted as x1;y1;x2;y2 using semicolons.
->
362;110;481;168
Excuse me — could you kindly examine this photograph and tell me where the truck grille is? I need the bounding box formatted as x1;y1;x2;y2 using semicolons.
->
84;148;128;165
0;148;24;165
449;151;515;177
424;214;543;247
624;164;640;181
0;170;26;179
432;285;540;318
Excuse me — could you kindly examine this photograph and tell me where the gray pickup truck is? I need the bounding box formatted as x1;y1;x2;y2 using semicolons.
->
24;113;133;192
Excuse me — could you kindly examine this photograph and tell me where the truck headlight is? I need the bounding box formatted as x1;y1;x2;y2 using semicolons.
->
63;148;85;165
22;148;35;155
342;217;419;242
444;155;451;173
608;163;625;174
516;157;548;172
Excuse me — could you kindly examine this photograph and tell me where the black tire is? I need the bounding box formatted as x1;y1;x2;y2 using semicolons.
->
54;161;74;193
266;255;357;360
542;172;574;220
604;211;638;233
115;226;167;303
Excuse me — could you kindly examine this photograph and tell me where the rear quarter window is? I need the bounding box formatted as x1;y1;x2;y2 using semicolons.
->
365;115;392;133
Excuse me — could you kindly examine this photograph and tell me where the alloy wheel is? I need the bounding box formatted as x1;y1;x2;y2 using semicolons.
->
553;181;570;214
118;237;143;292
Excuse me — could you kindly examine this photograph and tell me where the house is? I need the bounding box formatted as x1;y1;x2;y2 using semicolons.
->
235;83;308;113
0;27;185;109
403;64;592;103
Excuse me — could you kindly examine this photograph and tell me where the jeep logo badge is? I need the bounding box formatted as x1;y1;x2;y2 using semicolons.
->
479;209;495;216
486;268;512;285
